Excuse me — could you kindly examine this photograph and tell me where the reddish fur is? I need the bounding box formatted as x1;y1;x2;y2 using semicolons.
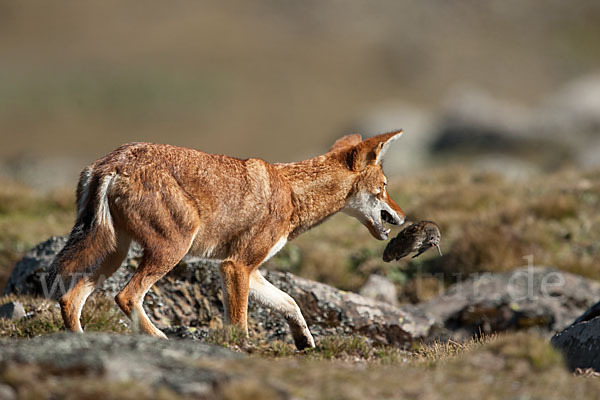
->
48;131;405;343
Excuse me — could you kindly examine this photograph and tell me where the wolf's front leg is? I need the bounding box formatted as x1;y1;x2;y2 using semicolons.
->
219;260;251;334
249;269;315;350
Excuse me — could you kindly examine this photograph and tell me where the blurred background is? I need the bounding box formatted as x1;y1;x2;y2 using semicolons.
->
1;0;600;188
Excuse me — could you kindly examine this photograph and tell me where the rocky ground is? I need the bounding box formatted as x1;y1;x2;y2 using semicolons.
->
2;239;600;398
1;331;599;400
2;166;600;398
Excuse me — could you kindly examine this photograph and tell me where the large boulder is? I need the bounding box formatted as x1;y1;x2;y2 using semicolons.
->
550;316;600;372
550;298;600;372
430;86;572;174
359;274;398;306
429;78;600;172
539;74;600;169
540;74;600;139
418;266;600;340
435;86;535;146
4;236;435;346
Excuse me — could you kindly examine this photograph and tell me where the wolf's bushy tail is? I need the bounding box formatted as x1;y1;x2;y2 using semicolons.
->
44;167;117;299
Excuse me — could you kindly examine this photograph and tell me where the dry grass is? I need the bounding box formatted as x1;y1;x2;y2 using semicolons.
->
0;293;598;399
412;335;496;367
1;330;596;400
205;325;491;367
211;332;600;400
0;294;128;338
0;303;476;368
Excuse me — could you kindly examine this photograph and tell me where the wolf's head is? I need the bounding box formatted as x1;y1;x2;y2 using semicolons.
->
334;131;405;240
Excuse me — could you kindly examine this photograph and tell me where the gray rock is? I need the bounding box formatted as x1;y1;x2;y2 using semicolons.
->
430;86;572;172
572;300;600;325
541;74;600;139
0;301;26;320
439;85;535;139
359;274;398;306
550;296;600;372
418;266;600;340
551;317;600;372
0;332;245;396
264;271;432;345
0;384;16;400
3;236;68;296
576;139;600;169
4;236;435;346
538;74;600;169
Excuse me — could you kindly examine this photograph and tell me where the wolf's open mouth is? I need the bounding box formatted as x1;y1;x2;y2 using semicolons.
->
381;209;400;225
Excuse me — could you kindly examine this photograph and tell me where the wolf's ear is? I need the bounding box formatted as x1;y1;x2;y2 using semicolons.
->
349;130;403;171
329;134;362;152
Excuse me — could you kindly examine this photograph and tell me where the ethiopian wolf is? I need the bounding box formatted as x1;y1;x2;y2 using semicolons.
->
47;131;405;349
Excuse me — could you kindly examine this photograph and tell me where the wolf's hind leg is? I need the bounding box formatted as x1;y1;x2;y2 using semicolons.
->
59;232;131;332
114;239;191;339
59;278;96;332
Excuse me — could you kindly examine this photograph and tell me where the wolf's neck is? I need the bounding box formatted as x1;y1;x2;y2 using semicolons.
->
275;153;355;239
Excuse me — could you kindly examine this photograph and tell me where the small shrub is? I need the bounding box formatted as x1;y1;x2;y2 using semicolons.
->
206;325;250;349
438;223;527;276
484;332;564;372
309;335;371;360
529;193;579;220
414;335;494;367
